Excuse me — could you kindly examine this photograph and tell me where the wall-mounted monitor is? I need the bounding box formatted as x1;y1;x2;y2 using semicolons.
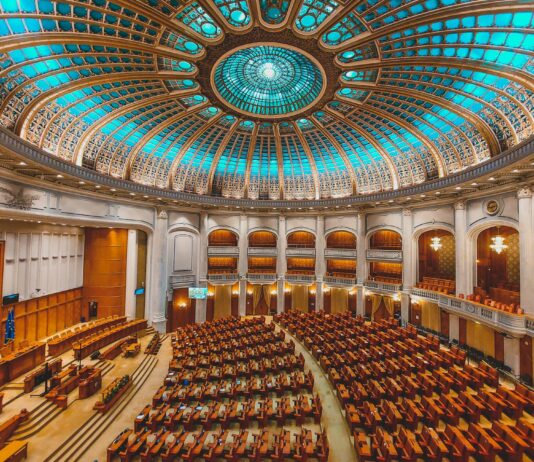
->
2;294;19;305
188;288;208;299
134;288;145;295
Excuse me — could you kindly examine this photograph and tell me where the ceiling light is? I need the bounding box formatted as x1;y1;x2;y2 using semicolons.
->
490;235;508;254
455;186;461;190
143;195;149;198
489;177;496;181
110;188;116;192
435;191;441;195
420;194;426;198
19;161;26;166
79;181;85;185
471;182;478;186
56;174;63;178
95;185;100;189
430;236;442;251
130;193;136;196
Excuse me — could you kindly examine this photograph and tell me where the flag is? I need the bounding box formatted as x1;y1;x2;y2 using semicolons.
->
5;308;15;344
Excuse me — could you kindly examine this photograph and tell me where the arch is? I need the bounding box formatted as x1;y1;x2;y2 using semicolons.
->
208;228;239;246
326;230;357;249
367;228;402;250
416;228;456;287
248;230;278;248
287;230;316;248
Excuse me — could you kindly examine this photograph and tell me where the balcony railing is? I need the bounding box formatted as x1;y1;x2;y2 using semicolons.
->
364;280;402;293
286;247;316;257
169;274;196;288
247;273;277;283
208;246;239;256
439;294;526;336
207;273;238;283
324;275;357;288
366;249;403;261
248;247;278;256
286;274;315;284
325;248;357;259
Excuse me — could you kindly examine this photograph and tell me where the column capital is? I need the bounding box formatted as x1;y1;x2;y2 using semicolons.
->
454;200;466;211
279;215;286;222
402;208;412;217
157;208;168;220
317;215;325;222
517;186;532;199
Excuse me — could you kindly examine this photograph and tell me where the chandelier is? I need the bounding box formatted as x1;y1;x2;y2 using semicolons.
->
430;236;442;251
490;235;508;254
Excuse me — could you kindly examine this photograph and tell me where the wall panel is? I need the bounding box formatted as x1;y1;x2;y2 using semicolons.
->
0;287;82;346
82;228;128;319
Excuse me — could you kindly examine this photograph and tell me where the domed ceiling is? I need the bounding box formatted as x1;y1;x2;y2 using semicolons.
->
0;0;533;201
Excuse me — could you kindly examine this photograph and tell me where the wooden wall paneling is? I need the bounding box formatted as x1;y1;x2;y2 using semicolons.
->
440;309;450;338
270;290;277;314
0;288;82;345
323;290;331;313
494;332;504;363
459;317;467;345
284;289;292;312
519;335;532;384
83;228;128;319
0;241;4;301
308;286;316;312
348;291;357;313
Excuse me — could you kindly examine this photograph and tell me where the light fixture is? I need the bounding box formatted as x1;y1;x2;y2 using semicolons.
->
430;236;442;251
490;229;508;254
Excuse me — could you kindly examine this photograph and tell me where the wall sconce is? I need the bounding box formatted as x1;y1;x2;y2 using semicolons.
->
324;287;330;293
247;290;253;295
309;290;316;295
284;288;291;294
393;293;400;302
232;291;239;296
207;291;214;297
349;290;356;296
271;290;277;295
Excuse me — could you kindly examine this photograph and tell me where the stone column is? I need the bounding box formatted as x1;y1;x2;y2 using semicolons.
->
454;200;468;296
125;229;138;320
356;285;365;316
238;215;248;316
315;215;325;311
196;211;209;323
356;212;367;284
277;216;287;313
449;314;460;341
504;337;520;376
148;209;168;332
401;208;414;289
518;187;533;315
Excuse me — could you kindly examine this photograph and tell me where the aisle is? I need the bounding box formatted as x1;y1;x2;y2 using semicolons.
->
272;319;358;462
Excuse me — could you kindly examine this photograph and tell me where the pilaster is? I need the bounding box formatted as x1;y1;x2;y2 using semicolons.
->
518;187;533;314
148;208;168;332
454;200;468;296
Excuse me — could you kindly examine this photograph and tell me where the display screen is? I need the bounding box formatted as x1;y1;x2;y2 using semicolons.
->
134;288;145;295
188;288;208;299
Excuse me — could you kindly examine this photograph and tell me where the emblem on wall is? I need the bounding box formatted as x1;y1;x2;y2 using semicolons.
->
484;199;501;216
0;186;40;210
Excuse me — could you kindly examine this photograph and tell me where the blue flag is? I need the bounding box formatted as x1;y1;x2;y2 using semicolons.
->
5;308;15;344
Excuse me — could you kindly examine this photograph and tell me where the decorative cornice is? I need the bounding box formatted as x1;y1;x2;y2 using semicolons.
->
1;127;533;210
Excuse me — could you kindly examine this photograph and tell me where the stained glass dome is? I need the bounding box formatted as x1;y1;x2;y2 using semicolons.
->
212;44;325;118
0;0;532;201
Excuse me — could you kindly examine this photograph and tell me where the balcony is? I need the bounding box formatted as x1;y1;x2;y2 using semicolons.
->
364;280;402;294
286;274;315;284
366;249;402;261
207;273;239;284
247;273;277;284
324;275;357;288
208;246;239;256
248;247;277;257
286;247;316;257
325;248;357;259
169;274;196;288
437;294;527;337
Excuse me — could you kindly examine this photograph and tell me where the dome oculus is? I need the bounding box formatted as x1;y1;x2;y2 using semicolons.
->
211;44;326;118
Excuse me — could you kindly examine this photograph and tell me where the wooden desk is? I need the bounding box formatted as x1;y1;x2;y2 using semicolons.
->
0;440;28;462
0;343;46;385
